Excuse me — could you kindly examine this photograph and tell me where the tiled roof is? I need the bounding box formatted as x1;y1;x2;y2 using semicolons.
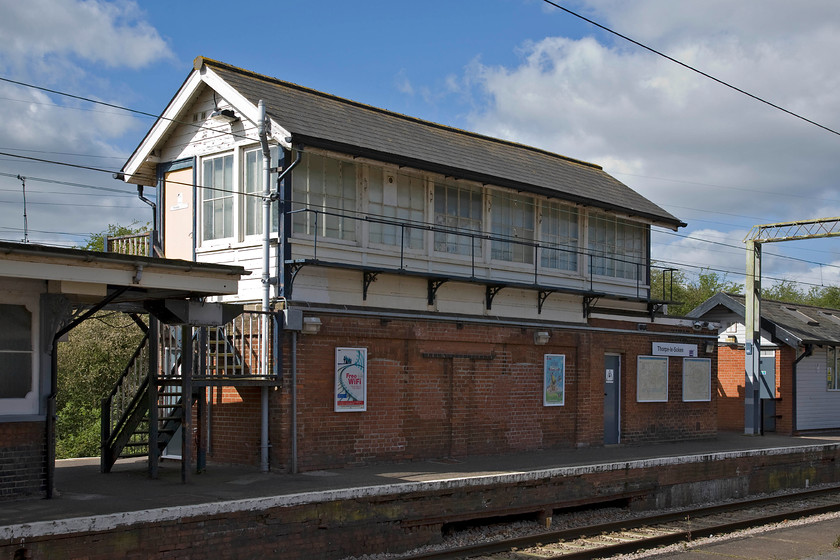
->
690;292;840;346
200;57;684;229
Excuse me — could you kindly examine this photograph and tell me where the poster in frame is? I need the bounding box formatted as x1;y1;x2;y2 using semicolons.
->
543;354;565;406
335;347;367;412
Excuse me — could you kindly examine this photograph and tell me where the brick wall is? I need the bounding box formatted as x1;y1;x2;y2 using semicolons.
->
4;444;836;560
588;319;717;444
717;345;744;431
207;315;717;472
717;345;794;435
0;421;46;500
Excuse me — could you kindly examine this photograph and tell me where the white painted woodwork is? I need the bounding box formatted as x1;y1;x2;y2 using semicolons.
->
796;348;840;430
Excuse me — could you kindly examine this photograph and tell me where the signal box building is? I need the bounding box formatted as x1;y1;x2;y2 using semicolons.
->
690;292;840;435
117;57;720;473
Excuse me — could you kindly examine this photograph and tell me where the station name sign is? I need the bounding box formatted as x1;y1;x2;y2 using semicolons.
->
652;342;697;357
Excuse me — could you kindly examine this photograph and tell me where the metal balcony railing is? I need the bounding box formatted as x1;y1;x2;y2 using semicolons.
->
289;207;668;300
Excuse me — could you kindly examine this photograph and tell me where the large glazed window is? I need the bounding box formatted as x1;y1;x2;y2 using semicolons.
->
201;154;234;241
243;146;279;236
434;181;482;256
587;213;647;280
491;191;535;264
541;201;579;271
0;304;33;400
292;152;357;241
368;168;425;249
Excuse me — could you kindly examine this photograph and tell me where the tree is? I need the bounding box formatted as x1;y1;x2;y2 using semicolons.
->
78;221;148;252
761;280;807;304
651;265;742;316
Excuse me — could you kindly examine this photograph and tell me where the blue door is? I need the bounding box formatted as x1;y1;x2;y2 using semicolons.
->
604;354;621;444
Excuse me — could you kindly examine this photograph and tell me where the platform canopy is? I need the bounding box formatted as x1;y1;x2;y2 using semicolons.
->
0;241;246;307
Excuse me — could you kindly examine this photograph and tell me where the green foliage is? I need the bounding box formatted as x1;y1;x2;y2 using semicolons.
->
56;311;145;459
652;264;840;315
651;266;742;316
78;221;148;252
56;311;145;458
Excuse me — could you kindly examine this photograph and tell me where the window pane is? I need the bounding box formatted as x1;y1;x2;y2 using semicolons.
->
202;154;234;241
0;354;32;398
0;304;31;351
370;170;425;249
290;152;356;241
588;213;646;280
434;181;482;256
244;146;279;236
541;202;578;271
0;305;32;399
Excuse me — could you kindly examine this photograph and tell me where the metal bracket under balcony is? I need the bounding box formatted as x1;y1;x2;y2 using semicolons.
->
286;257;611;316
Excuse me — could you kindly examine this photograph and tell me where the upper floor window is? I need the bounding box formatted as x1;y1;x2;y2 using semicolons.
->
588;213;647;280
201;153;234;241
434;181;482;256
369;168;425;249
292;152;357;241
541;201;579;271
243;146;279;236
491;191;535;264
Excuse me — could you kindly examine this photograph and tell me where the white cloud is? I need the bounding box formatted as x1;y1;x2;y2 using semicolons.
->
0;0;170;246
0;0;171;72
458;0;840;285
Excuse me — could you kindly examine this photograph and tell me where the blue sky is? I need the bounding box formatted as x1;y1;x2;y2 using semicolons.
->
2;0;840;294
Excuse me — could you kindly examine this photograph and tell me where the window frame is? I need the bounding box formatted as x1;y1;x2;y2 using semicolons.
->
0;301;38;417
490;190;536;265
827;347;840;391
200;152;235;244
242;145;280;238
368;168;426;251
587;212;648;281
291;151;358;243
433;179;483;257
540;200;579;272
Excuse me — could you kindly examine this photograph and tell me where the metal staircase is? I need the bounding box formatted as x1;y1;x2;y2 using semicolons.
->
100;311;275;473
100;326;186;473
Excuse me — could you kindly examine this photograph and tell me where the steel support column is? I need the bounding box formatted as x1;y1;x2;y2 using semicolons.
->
744;240;762;435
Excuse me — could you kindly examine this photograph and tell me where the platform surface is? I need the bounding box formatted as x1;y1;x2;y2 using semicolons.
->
3;432;840;530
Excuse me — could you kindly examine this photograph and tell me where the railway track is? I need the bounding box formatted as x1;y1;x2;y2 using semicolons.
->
400;485;840;560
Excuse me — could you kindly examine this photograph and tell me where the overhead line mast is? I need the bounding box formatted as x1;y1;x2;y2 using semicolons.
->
743;217;840;434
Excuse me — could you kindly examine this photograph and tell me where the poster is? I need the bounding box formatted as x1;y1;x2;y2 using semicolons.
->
637;355;668;402
335;347;367;412
543;354;565;406
683;358;711;402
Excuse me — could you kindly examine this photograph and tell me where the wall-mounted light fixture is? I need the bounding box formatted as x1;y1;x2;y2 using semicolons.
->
210;108;238;123
534;331;550;345
301;316;322;335
705;342;716;353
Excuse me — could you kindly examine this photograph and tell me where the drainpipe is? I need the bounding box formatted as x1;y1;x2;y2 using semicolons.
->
792;343;812;434
258;100;272;473
258;101;303;474
136;185;158;256
291;330;298;474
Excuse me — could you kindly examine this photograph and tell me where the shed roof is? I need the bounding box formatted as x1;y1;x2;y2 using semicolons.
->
123;57;685;230
689;292;840;347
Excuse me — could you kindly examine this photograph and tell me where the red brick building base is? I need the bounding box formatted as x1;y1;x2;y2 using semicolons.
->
0;421;46;500
717;345;793;435
204;313;717;472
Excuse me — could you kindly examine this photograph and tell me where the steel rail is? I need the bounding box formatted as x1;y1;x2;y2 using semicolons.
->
400;484;840;560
